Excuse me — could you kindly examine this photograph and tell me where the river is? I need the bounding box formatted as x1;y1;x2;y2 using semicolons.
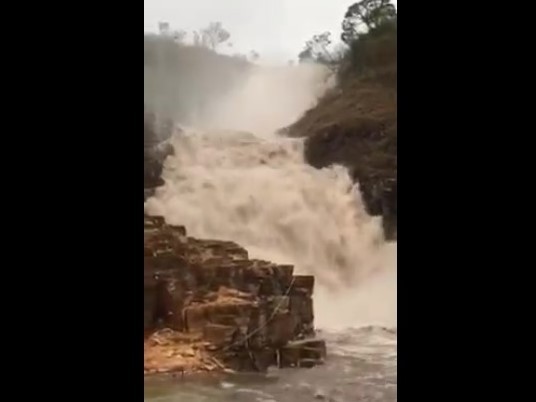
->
144;65;397;402
145;326;396;402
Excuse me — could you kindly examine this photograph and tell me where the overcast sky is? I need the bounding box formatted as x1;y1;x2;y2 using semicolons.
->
144;0;397;63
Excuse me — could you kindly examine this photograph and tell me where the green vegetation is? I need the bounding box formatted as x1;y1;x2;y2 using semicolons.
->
298;0;396;85
291;0;397;240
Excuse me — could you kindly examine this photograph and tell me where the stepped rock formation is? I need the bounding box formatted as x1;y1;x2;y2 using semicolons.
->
144;214;326;375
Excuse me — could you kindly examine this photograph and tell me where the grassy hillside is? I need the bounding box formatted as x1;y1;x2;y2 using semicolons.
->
287;16;397;240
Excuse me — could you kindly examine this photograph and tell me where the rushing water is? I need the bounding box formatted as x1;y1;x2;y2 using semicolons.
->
144;64;397;401
145;326;396;402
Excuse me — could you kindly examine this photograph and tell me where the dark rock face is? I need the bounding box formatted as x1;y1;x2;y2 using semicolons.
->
144;108;175;201
301;121;397;242
354;175;397;241
144;214;326;373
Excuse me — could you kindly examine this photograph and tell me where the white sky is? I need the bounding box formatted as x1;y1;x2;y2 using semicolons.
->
144;0;397;63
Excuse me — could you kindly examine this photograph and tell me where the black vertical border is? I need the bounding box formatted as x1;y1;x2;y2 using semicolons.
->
5;2;142;400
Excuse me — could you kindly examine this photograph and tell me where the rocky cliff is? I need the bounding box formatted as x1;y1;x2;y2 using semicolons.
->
285;78;397;241
284;22;397;241
144;214;326;375
144;108;174;201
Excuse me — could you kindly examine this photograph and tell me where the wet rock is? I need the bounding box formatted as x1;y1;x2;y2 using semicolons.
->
279;339;327;368
268;313;297;346
144;214;326;374
291;275;315;296
144;282;158;333
144;108;175;200
203;324;237;348
300;358;325;368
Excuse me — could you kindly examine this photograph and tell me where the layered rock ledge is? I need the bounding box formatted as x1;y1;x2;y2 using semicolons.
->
144;214;326;375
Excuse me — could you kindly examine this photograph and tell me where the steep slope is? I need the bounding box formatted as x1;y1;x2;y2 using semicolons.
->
285;25;397;240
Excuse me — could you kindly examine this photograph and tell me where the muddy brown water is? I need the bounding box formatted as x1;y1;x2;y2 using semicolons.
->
144;326;397;402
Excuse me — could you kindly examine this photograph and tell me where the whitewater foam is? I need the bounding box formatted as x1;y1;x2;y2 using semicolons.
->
145;129;396;329
145;64;396;330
